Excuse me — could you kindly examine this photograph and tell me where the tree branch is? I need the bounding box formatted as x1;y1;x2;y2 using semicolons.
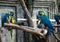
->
19;0;33;27
4;23;46;38
52;31;60;42
20;0;31;18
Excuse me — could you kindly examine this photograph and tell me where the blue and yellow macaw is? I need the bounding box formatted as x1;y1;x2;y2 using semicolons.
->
1;13;15;29
1;13;15;38
54;15;60;24
36;10;55;35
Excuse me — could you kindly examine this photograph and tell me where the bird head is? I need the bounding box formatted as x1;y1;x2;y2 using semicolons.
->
38;11;45;16
10;12;14;16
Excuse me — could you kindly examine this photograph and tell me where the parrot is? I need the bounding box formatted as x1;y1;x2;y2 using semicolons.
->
54;14;60;24
36;10;55;35
1;13;15;27
1;13;15;38
1;13;10;27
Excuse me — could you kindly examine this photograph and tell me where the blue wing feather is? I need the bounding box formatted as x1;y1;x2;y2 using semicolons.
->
1;13;10;26
54;15;60;24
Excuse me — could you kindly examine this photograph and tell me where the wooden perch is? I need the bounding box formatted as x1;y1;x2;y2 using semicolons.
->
4;23;46;38
53;24;60;30
52;31;60;42
4;23;60;41
53;24;60;27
